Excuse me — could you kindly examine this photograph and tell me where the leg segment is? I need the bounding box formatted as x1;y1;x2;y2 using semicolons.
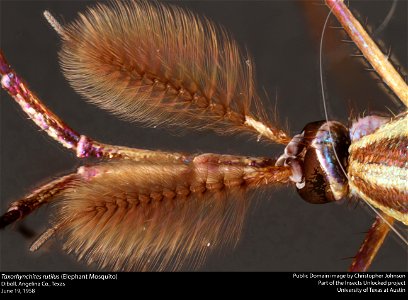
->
325;0;408;106
0;51;185;162
349;213;395;272
0;173;78;229
0;164;115;229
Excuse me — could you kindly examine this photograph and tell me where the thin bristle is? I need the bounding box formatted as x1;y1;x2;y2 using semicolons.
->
59;0;289;144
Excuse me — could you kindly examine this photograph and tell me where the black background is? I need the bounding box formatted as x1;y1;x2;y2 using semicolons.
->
0;0;406;271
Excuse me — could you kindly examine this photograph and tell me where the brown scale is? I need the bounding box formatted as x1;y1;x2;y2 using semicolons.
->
351;137;407;168
351;178;408;214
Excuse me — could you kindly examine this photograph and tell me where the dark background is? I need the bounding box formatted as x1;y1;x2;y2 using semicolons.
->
0;0;406;271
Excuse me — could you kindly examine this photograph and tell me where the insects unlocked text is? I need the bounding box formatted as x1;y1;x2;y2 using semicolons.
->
293;273;406;293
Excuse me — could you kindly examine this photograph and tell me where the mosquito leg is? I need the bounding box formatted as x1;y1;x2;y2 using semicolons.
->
0;51;185;162
0;51;80;149
0;163;114;229
0;173;79;229
348;213;395;272
325;0;408;106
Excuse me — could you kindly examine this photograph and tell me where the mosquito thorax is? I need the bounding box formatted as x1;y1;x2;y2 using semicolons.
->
276;121;350;204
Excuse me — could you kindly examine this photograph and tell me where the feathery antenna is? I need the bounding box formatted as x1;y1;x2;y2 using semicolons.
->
31;157;290;271
58;0;290;144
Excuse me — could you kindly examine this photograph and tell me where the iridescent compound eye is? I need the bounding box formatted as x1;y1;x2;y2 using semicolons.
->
296;121;350;204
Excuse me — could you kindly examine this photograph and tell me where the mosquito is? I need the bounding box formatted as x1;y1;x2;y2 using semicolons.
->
0;0;406;268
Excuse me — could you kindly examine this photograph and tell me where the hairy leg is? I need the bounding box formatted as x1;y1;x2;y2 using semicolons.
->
325;0;408;106
0;165;112;229
349;213;395;272
0;173;78;229
0;51;185;163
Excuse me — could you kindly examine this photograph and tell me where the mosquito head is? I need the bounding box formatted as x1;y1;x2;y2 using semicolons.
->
296;121;350;204
276;120;351;204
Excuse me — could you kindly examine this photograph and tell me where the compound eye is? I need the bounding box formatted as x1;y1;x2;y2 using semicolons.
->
296;121;350;204
298;148;335;204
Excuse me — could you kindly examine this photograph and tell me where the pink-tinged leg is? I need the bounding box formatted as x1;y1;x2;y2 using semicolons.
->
325;0;408;106
0;51;185;162
0;174;78;229
349;214;395;272
0;51;81;151
0;165;106;229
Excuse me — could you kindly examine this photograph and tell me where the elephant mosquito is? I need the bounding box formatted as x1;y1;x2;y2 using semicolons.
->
0;0;406;271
